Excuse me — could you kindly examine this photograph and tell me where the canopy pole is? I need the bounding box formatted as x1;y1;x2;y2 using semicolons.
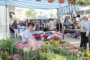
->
5;5;10;38
57;8;60;18
5;5;7;37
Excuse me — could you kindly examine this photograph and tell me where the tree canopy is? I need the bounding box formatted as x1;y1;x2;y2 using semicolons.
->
26;9;37;18
68;0;90;6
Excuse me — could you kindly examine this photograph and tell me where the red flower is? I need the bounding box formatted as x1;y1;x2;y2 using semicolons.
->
10;57;14;60
34;34;41;39
43;34;48;38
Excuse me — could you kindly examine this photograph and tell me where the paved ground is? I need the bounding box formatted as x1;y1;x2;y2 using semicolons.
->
64;35;80;47
64;35;90;50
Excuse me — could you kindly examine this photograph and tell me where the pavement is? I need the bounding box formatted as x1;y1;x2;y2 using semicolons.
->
64;35;80;47
64;35;90;50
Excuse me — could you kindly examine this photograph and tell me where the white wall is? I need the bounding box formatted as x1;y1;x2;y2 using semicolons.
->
0;6;10;37
0;6;6;36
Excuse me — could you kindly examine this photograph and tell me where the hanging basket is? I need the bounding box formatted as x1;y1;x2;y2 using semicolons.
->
48;0;54;3
72;0;76;5
36;0;41;2
58;0;64;3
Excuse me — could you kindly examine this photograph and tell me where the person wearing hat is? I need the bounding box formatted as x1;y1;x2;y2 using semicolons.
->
22;23;34;44
79;15;88;49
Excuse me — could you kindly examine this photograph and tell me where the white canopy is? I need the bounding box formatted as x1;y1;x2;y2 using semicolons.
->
0;0;68;9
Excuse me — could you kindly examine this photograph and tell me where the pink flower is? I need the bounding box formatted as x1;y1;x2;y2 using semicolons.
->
35;42;41;49
50;33;63;40
16;43;29;49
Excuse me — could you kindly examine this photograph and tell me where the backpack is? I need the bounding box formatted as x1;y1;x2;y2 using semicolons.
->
65;20;69;26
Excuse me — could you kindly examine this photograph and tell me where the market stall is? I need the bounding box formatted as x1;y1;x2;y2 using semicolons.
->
0;0;90;60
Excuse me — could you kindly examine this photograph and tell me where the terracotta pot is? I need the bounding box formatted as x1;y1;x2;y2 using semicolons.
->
58;0;64;3
36;0;41;2
48;0;54;3
72;0;76;5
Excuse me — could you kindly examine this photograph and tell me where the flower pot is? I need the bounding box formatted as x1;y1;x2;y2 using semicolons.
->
53;40;60;46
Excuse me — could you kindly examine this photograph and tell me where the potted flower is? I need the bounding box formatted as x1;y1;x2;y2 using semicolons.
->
1;38;15;55
43;34;49;43
51;34;62;46
34;34;41;40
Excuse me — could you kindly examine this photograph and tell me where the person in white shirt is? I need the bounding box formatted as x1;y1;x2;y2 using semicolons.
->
79;16;88;49
22;23;34;44
86;20;90;50
48;19;55;31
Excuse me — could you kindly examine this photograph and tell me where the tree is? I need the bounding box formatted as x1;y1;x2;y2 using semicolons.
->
37;15;43;18
68;0;90;6
26;9;37;18
11;16;18;21
49;12;56;18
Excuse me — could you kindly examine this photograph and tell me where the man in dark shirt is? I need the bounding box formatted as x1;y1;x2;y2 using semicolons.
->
56;20;62;32
12;20;18;38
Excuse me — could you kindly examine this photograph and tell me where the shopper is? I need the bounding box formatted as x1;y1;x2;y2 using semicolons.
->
64;16;70;29
48;19;55;31
79;16;88;49
86;18;90;50
22;23;34;44
12;20;19;38
34;22;40;31
43;20;48;31
56;20;62;32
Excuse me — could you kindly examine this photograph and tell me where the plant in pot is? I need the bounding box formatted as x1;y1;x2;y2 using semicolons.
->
1;51;13;60
20;49;31;60
1;38;15;55
34;34;41;41
51;34;61;46
41;44;50;52
39;51;47;60
52;46;61;54
43;34;49;43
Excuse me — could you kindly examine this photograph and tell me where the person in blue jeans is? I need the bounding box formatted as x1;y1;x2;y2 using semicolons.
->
22;23;34;44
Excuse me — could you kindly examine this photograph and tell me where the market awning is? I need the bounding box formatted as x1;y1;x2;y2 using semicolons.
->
0;0;68;9
59;5;79;15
